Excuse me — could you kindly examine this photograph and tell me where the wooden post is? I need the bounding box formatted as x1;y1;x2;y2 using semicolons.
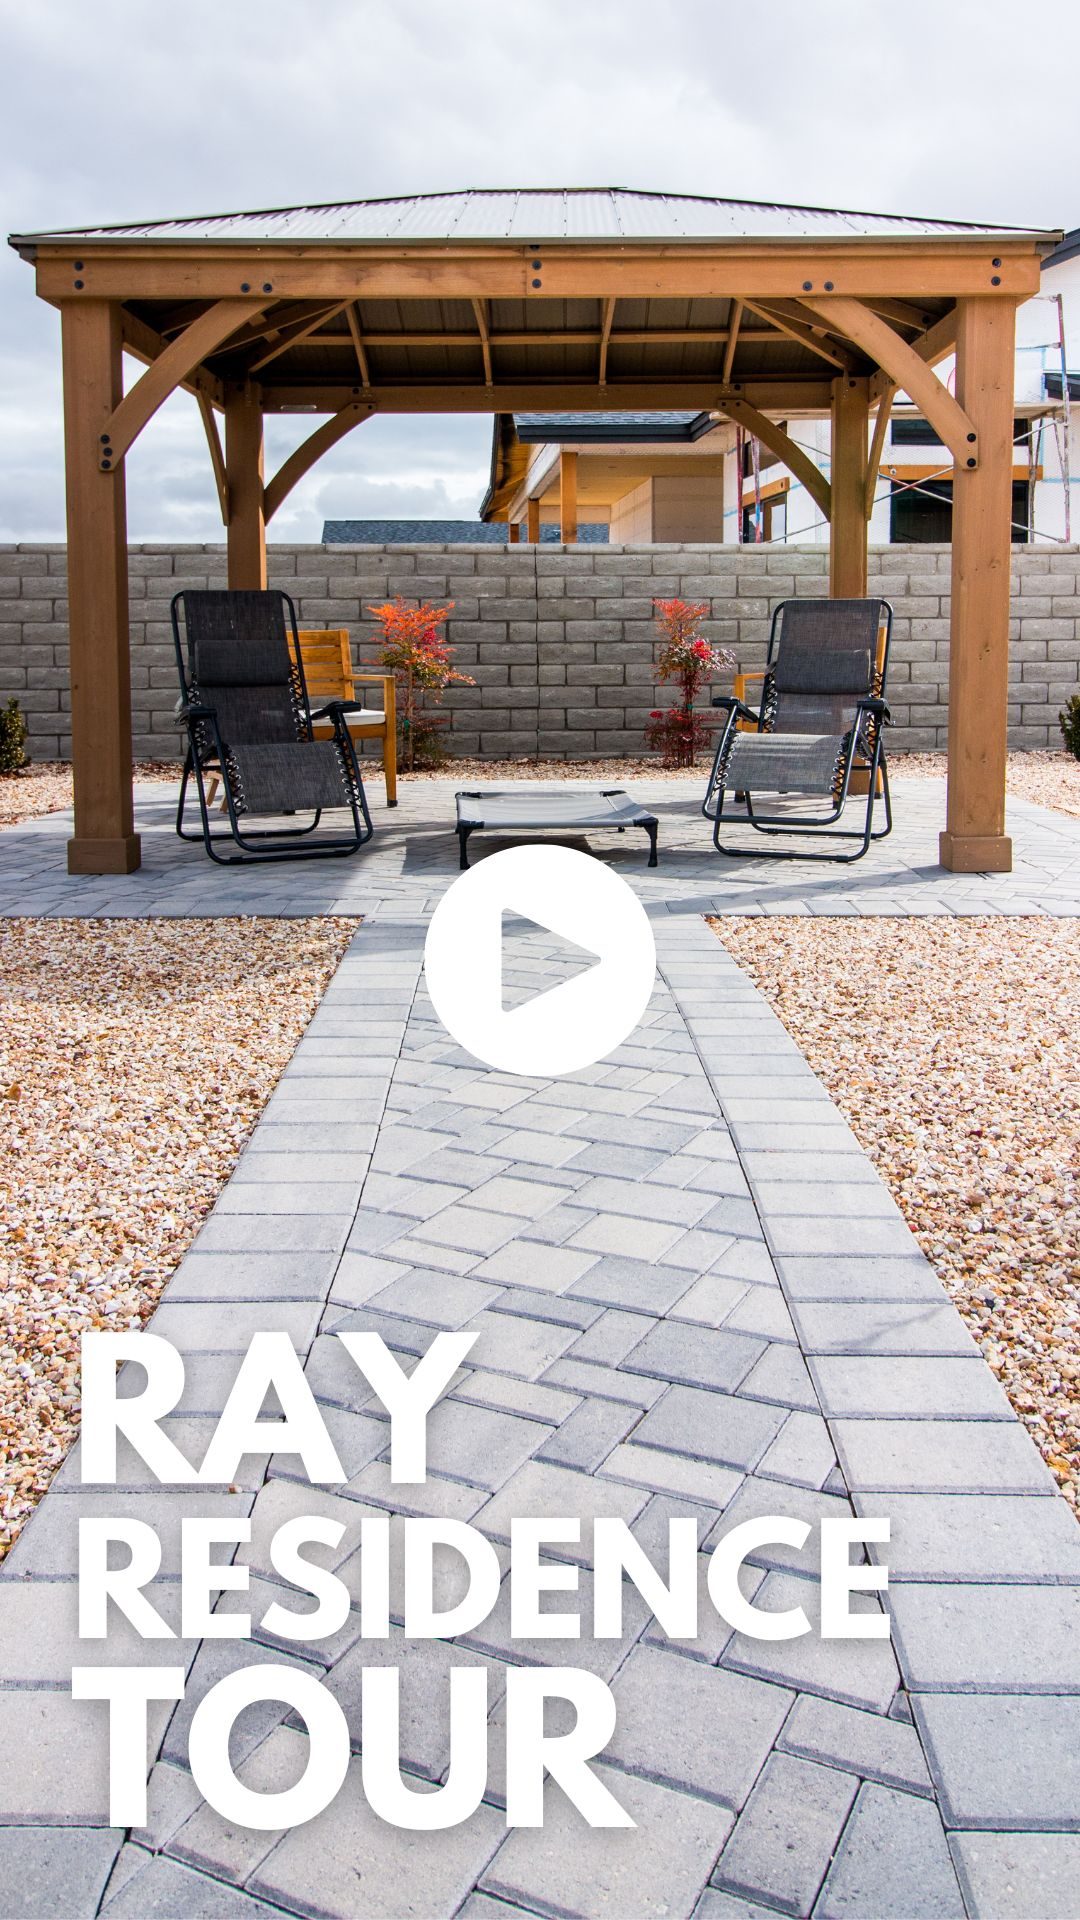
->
225;383;266;588
560;450;578;543
507;521;519;544
940;298;1016;873
61;301;140;875
829;375;870;597
526;497;540;543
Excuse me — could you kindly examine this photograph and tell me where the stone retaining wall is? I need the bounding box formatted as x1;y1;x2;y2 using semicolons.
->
2;542;1078;761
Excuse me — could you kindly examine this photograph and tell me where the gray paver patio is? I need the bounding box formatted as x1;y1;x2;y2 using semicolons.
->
0;775;1078;1916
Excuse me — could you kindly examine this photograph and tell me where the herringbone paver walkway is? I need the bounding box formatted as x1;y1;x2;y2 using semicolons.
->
1;778;1078;1917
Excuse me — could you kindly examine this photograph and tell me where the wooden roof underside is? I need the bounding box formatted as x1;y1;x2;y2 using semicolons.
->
20;232;1048;417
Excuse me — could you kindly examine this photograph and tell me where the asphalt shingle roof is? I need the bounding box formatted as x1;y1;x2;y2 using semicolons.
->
321;519;609;544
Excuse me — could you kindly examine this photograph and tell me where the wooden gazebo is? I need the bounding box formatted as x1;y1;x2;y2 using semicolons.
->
9;188;1058;876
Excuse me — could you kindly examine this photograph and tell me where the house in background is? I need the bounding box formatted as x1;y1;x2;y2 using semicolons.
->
480;411;732;542
722;234;1080;549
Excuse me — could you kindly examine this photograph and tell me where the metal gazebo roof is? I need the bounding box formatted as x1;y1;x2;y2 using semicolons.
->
10;186;1051;250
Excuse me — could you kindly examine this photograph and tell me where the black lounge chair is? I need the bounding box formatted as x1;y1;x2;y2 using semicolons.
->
702;597;893;863
172;589;374;865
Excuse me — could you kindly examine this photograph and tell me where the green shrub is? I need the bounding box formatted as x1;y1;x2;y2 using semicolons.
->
1060;693;1080;762
0;698;28;775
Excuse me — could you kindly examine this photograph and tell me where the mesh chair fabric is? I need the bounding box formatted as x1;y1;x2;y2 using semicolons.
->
724;732;844;795
179;591;307;751
184;591;293;686
228;742;351;815
774;647;871;696
775;598;885;655
766;599;884;745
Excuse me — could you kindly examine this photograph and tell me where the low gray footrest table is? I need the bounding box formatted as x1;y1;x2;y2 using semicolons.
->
455;787;659;869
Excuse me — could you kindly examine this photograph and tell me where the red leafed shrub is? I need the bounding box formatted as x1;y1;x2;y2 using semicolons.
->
367;598;475;770
644;598;735;768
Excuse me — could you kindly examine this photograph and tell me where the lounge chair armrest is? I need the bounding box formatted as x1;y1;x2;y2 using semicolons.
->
857;696;891;722
711;694;759;723
309;698;369;720
177;701;217;722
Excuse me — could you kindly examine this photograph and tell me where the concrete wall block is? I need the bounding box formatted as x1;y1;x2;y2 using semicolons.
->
1019;728;1055;747
891;727;944;751
3;600;56;622
537;731;595;753
594;597;655;621
1019;618;1076;640
566;663;624;685
592;552;654;575
146;575;209;600
480;643;535;666
544;642;598;665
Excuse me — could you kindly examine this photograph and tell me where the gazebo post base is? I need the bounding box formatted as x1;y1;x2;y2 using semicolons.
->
68;835;142;876
938;831;1012;873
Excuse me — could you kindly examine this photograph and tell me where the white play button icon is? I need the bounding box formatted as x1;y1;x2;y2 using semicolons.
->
424;845;657;1076
499;911;601;1011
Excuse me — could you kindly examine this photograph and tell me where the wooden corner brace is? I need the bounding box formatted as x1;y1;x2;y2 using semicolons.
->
802;296;978;466
99;297;265;468
712;394;833;521
263;402;373;524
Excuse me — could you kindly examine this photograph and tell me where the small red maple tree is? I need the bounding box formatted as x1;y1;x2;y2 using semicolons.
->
367;598;475;770
645;598;735;768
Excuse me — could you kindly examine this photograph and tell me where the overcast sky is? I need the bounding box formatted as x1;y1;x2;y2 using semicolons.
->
2;0;1078;544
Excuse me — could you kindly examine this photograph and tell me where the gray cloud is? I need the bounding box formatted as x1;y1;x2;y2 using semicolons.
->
2;0;1077;541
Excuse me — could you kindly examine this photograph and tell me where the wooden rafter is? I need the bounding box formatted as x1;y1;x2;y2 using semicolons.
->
197;392;229;525
745;300;858;373
263;402;372;523
865;384;896;518
119;310;224;407
248;302;350;373
346;305;372;388
711;395;833;520
803;296;978;463
101;296;263;466
860;296;936;331
471;298;493;386
722;301;743;383
598;298;616;387
203;300;339;357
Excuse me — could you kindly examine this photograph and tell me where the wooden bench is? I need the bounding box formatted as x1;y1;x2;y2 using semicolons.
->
292;628;398;808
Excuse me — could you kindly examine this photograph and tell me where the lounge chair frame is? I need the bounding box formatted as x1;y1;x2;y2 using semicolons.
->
172;589;373;865
702;598;894;864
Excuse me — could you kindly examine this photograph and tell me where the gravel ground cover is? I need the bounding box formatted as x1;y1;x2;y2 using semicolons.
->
712;916;1080;1513
0;762;178;829
895;748;1080;820
5;749;1079;820
0;916;355;1559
